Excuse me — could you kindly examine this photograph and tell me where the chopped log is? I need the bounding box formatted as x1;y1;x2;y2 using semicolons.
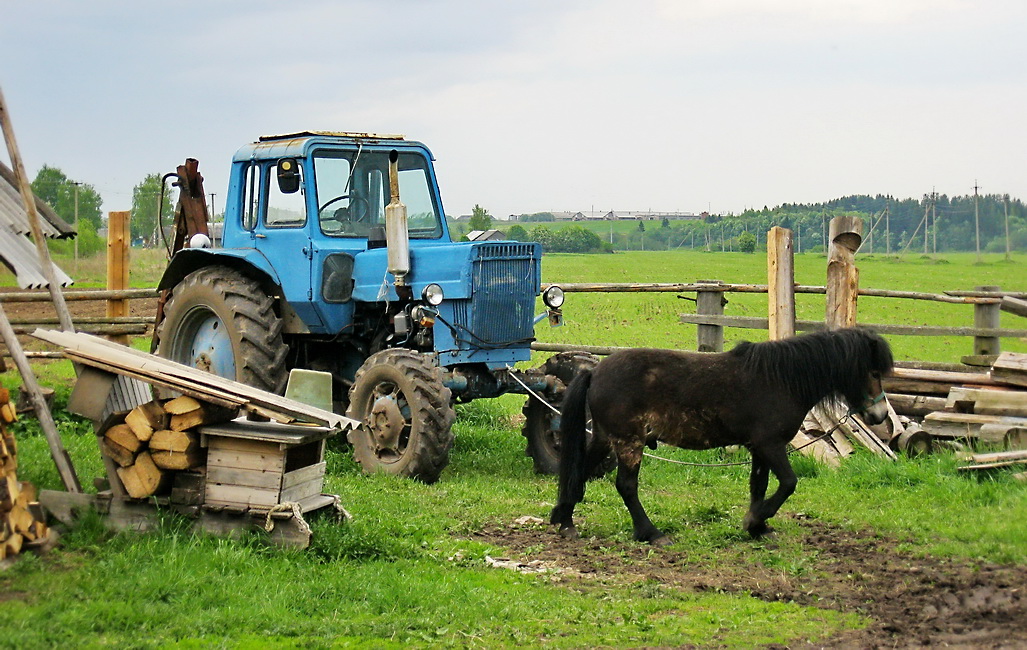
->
895;427;933;456
103;423;142;453
116;451;166;499
149;429;204;470
163;395;202;415
170;404;236;431
99;438;136;468
124;401;166;443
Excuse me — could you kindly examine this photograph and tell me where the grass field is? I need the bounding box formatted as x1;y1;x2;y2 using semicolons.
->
1;248;1025;647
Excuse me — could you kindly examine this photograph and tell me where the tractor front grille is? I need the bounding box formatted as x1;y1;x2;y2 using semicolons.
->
452;243;539;349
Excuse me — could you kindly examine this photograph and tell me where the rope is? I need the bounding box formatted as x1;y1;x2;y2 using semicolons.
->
507;363;860;469
264;502;311;537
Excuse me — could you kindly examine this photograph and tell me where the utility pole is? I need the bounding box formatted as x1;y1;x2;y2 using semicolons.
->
1004;193;1011;261
885;201;891;254
72;181;80;267
209;192;216;218
974;181;981;263
932;190;937;254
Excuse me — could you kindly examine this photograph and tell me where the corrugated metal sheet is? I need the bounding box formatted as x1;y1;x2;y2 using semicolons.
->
0;165;75;289
0;222;73;288
0;167;68;239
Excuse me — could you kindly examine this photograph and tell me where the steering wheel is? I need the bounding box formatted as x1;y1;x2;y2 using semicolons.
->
318;195;370;222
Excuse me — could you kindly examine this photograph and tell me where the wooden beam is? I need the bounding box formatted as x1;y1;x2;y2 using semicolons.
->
767;227;794;340
106;211;130;345
826;216;862;330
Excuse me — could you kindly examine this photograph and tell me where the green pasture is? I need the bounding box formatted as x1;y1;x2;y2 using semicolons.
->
1;249;1025;648
540;250;1027;363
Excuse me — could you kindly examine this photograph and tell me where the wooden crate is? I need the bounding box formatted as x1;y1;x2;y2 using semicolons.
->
198;419;333;512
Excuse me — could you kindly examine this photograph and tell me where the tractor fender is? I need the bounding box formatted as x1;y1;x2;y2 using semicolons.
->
158;248;281;294
158;249;315;335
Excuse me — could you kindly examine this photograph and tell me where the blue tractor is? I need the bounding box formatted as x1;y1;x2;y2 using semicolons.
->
154;132;599;483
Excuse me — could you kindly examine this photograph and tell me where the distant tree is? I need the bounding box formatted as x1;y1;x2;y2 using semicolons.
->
506;224;528;241
527;225;554;250
131;173;174;245
469;204;493;231
661;218;670;228
30;165;103;230
637;220;645;233
551;225;603;253
520;212;556;222
738;231;757;253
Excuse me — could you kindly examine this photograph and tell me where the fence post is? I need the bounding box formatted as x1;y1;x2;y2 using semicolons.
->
106;211;130;345
767;227;795;340
696;280;725;352
826;216;863;330
973;285;1001;356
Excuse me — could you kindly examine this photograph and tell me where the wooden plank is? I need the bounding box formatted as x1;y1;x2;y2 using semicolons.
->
280;476;324;503
282;461;326;490
946;387;1027;416
209;435;285;455
891;367;997;385
886;393;947;417
33;329;353;429
206;446;285;473
207;465;283;490
106;210;130;345
882;378;952;396
204;483;280;508
199;419;333;446
924;412;1027;442
1000;296;1027;318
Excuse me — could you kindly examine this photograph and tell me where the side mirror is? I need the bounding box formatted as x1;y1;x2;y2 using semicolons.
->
276;158;301;194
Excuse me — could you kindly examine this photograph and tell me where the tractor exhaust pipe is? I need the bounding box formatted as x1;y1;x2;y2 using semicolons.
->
386;149;410;286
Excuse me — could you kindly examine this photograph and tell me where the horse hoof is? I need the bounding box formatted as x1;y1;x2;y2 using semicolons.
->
746;522;774;539
650;535;673;547
558;526;579;540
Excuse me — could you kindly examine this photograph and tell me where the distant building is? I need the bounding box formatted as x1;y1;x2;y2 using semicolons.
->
467;229;505;242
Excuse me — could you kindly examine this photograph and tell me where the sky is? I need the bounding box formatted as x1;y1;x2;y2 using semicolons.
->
2;0;1025;221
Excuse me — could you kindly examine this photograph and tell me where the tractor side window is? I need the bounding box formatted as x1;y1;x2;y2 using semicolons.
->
398;166;442;238
264;163;307;227
242;163;259;231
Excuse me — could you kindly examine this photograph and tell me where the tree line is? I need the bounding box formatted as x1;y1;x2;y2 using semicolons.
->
26;165;1026;256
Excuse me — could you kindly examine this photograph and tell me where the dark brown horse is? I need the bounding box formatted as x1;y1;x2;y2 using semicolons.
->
550;328;893;544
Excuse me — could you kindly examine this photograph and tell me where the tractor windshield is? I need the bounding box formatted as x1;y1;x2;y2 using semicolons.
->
313;150;444;239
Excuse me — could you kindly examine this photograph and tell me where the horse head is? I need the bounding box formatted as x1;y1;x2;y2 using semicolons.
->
842;329;893;425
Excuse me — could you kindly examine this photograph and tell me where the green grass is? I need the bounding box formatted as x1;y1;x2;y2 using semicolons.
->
2;248;1026;647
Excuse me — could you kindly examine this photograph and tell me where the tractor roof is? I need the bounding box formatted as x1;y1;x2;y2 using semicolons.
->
258;131;405;142
235;131;431;162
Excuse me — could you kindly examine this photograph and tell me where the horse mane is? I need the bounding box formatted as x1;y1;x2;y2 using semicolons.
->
729;328;894;407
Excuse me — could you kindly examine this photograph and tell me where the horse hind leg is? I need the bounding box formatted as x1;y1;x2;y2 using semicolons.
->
615;446;670;546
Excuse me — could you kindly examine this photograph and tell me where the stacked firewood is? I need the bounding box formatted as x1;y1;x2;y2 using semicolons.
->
100;396;236;499
1;388;49;559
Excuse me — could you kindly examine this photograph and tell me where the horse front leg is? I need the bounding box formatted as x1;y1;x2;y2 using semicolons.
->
742;444;796;538
615;448;670;546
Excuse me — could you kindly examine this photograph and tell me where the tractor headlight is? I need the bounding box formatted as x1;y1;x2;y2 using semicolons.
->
422;283;444;306
542;285;565;309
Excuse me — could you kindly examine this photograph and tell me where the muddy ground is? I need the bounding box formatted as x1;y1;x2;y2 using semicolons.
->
473;515;1027;649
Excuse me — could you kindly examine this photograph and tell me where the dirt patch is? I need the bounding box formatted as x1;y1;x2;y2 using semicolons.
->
472;515;1027;648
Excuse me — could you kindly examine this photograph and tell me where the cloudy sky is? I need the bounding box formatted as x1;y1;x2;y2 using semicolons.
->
2;1;1024;220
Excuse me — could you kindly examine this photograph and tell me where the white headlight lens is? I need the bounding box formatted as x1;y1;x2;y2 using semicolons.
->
422;283;444;306
543;285;565;309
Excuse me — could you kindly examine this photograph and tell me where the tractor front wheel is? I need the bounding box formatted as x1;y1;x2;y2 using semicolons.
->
522;351;615;478
346;349;456;484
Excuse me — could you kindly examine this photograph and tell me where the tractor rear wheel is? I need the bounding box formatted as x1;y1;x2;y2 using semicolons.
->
157;266;288;395
522;351;615;477
346;348;456;484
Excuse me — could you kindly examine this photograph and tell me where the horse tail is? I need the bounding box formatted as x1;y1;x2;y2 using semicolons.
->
555;368;593;514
